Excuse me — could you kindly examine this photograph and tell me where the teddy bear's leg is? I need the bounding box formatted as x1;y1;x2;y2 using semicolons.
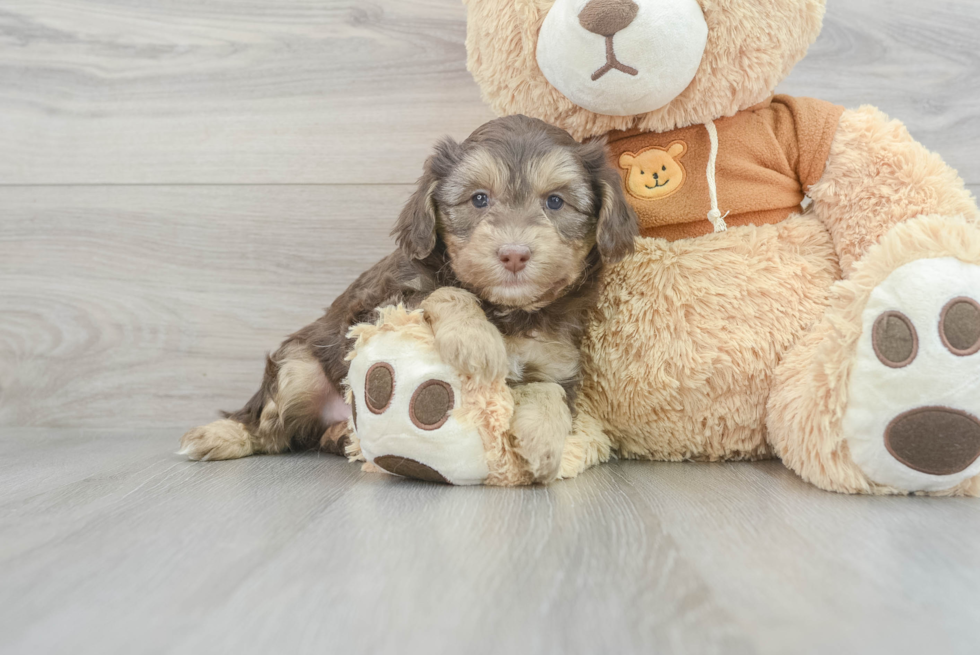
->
769;215;980;496
809;106;978;275
769;105;980;495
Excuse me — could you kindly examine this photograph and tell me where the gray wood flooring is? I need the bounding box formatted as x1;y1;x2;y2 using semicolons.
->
3;429;980;655
2;1;980;653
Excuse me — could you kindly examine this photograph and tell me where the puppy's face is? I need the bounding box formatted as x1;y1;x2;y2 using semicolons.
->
438;140;601;308
394;116;638;309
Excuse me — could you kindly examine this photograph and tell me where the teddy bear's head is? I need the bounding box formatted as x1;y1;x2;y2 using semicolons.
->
465;0;826;140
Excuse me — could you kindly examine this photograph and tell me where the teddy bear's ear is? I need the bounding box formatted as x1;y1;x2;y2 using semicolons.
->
618;152;636;168
391;137;463;260
667;141;687;159
584;140;638;263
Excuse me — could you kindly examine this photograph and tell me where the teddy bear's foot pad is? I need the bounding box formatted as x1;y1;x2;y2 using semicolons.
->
347;327;491;487
844;257;980;492
374;455;451;484
884;407;980;476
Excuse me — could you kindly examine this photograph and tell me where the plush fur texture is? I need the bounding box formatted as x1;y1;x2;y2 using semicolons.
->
810;106;980;275
571;214;840;463
465;0;826;141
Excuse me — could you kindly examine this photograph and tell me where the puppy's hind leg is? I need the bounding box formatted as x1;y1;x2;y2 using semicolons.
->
179;418;255;462
180;342;349;461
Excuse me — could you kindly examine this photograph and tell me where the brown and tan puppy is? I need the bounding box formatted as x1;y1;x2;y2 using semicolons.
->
179;115;637;478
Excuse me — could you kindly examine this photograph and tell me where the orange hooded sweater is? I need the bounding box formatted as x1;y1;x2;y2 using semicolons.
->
605;95;845;241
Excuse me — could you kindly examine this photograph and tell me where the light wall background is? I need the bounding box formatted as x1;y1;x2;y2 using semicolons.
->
2;0;979;429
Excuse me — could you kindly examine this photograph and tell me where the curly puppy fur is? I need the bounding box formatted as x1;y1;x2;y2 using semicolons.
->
180;115;637;465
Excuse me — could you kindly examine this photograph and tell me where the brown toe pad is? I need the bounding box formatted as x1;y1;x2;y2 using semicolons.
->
885;407;980;476
374;455;451;484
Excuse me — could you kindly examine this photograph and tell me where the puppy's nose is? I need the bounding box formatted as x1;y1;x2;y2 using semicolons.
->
498;245;531;274
579;0;639;37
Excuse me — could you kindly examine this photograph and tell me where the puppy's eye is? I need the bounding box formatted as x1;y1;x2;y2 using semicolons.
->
546;195;565;211
472;193;489;209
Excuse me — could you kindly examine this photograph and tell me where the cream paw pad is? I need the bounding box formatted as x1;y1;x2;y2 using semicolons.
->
843;257;980;493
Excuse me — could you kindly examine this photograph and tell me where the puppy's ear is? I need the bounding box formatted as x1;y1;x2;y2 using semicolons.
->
392;137;463;260
582;140;638;263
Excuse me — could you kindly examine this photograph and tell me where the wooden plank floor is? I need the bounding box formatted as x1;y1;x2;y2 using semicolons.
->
2;1;980;653
2;429;979;655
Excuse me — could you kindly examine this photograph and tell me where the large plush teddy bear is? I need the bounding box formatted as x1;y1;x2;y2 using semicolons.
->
349;0;980;495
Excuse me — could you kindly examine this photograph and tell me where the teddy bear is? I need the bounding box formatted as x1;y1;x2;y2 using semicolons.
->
348;0;980;495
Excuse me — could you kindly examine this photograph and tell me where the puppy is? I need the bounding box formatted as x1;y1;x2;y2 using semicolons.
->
180;115;637;480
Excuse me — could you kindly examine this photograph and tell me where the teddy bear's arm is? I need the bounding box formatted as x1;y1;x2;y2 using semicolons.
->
808;106;978;276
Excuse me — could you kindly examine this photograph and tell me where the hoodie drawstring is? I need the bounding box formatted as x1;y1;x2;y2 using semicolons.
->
704;120;729;232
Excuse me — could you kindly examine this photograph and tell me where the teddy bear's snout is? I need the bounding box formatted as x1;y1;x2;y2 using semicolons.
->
578;0;639;37
579;0;641;81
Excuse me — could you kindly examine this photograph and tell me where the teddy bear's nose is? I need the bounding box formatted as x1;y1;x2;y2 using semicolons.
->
579;0;639;37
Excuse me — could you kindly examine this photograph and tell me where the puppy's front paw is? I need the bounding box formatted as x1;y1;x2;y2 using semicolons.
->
433;321;510;383
422;287;510;381
179;419;255;461
511;382;572;484
421;288;509;382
